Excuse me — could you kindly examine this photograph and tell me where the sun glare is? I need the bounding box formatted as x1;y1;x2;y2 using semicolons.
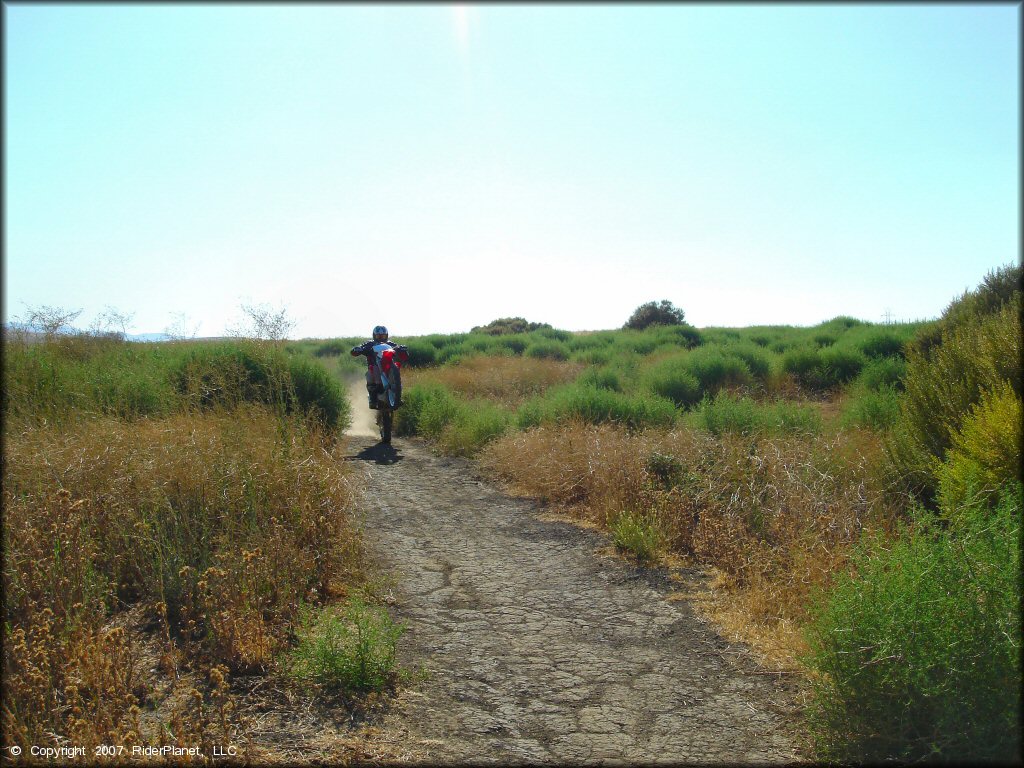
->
452;5;471;52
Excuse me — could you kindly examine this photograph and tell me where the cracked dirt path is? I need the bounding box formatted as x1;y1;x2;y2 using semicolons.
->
345;434;805;765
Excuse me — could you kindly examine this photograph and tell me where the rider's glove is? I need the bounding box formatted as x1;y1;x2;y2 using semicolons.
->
350;345;362;355
395;344;408;352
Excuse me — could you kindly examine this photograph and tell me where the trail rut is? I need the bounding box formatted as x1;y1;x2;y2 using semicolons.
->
344;431;806;765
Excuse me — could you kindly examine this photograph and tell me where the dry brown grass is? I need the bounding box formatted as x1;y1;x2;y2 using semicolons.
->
2;407;364;755
479;422;899;669
406;355;582;407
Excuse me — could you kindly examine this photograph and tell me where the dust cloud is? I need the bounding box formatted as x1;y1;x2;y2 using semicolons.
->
346;379;378;438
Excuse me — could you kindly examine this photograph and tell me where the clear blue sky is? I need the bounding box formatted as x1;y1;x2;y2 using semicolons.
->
4;4;1019;338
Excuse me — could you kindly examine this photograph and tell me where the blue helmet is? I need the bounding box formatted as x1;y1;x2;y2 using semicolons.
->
372;325;389;342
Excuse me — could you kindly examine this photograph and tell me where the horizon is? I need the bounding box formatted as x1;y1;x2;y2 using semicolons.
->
2;306;941;343
5;4;1019;338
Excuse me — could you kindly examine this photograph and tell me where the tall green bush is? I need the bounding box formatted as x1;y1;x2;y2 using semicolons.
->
722;342;773;381
888;296;1021;501
840;385;901;431
440;399;513;456
645;354;702;408
936;381;1022;513
683;347;753;394
856;357;907;391
804;485;1022;763
524;340;569;361
518;384;676;431
393;383;459;438
693;393;821;436
910;263;1021;360
857;331;905;359
288;356;349;431
782;346;866;391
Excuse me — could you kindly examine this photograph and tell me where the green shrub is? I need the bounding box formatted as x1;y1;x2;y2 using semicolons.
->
288;356;349;431
524;341;569;361
813;332;837;347
494;336;529;355
610;511;664;563
420;333;460;350
769;400;824;435
578;367;623;392
520;384;676;431
694;393;821;436
858;331;905;359
287;597;405;692
804;486;1022;763
701;328;741;344
417;388;462;438
694;393;760;436
649;324;703;349
394;383;459;437
172;343;287;410
820;315;865;332
818;347;866;385
936;381;1022;513
723;342;772;381
314;340;348;357
783;346;866;391
572;349;612;366
856;357;907;391
515;397;545;430
434;343;467;365
781;348;816;384
644;451;683;488
440;400;513;456
534;327;572;342
88;361;169;420
840;384;901;431
683;347;753;394
2;337;179;422
645;355;702;409
888;296;1021;502
403;340;439;367
464;335;499;355
910;263;1021;360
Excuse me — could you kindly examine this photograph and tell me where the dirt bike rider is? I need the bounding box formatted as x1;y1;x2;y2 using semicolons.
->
350;326;409;408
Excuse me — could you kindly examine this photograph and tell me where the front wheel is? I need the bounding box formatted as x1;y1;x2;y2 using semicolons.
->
380;411;392;444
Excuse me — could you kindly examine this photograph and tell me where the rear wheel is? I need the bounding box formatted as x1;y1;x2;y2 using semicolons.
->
381;411;392;444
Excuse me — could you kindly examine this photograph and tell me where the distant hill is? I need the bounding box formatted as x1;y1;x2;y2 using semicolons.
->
1;325;229;344
127;333;172;342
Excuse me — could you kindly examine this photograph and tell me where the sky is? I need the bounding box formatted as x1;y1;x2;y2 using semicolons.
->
4;3;1019;339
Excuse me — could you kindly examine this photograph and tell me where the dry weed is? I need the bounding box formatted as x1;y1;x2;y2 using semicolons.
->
3;407;364;751
480;421;897;659
408;355;581;407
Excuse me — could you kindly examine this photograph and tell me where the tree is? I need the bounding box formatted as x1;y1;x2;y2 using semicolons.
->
21;304;83;339
164;312;201;341
229;302;296;342
623;300;686;330
89;306;134;340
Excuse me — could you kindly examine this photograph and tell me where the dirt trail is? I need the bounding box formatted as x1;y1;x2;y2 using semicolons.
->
343;420;806;764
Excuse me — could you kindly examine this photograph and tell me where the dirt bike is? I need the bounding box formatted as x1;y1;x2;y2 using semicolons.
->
370;343;403;444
